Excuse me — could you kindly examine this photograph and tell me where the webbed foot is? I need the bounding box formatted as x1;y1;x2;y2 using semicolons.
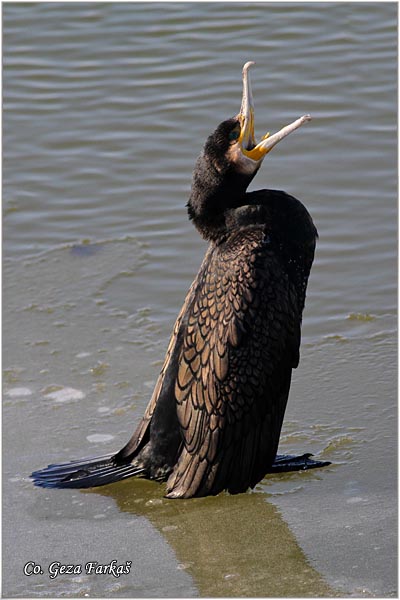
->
269;453;331;473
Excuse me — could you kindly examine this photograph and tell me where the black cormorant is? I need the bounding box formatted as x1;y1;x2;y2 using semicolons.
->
32;62;329;499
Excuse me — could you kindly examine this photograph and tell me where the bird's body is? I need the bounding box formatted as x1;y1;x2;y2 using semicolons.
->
32;63;329;498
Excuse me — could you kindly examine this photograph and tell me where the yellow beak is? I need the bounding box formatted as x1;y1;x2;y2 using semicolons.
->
238;61;311;162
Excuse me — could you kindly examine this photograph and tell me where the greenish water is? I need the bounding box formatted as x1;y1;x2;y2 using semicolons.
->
3;2;397;597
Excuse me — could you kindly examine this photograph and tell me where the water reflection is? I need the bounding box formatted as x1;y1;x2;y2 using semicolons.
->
87;479;335;597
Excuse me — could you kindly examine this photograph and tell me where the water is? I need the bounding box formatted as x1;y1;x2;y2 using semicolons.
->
3;2;397;597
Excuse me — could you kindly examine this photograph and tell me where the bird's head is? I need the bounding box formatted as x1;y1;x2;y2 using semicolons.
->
204;61;311;179
188;62;311;239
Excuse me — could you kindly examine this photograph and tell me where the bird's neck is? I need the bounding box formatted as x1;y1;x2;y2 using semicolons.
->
187;155;254;241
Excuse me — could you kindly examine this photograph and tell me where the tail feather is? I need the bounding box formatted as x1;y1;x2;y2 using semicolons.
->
31;453;145;489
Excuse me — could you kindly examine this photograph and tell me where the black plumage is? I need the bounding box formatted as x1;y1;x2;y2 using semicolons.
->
32;63;329;498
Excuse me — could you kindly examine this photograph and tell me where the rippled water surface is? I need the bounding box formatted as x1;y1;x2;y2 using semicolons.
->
3;2;397;598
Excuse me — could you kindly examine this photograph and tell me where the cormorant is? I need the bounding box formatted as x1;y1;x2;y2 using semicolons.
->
32;62;329;499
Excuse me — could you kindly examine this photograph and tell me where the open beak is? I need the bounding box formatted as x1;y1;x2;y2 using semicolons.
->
238;61;311;162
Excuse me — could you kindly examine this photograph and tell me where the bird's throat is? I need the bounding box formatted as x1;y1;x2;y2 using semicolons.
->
188;156;253;241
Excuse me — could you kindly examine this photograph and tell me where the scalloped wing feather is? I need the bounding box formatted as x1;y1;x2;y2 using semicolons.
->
166;227;300;498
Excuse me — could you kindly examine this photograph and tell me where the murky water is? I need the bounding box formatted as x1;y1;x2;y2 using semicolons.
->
3;2;397;597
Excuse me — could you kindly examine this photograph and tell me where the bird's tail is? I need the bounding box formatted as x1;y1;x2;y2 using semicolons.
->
31;453;145;489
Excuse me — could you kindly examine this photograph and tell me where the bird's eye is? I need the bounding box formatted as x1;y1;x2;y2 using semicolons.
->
229;127;240;142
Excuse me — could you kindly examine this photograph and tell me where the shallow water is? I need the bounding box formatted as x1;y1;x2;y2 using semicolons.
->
3;2;397;597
